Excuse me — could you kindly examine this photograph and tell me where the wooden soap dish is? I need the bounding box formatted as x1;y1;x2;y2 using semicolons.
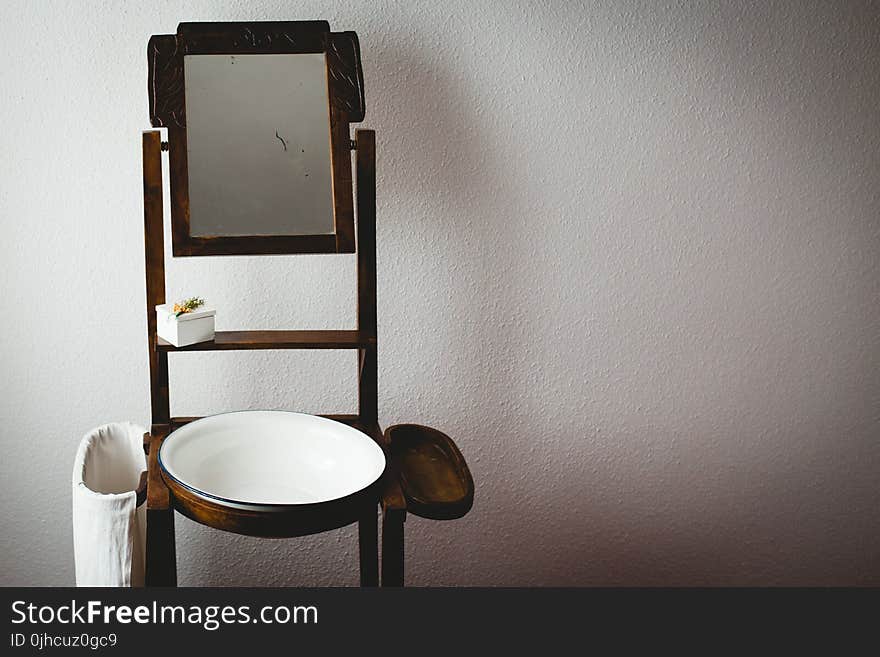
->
385;424;474;520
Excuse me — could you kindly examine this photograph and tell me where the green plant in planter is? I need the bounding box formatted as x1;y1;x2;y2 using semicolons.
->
172;297;205;317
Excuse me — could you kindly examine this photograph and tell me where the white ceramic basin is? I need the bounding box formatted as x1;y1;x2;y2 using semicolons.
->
159;411;386;509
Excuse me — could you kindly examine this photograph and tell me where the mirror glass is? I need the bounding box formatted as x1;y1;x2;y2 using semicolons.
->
183;53;335;237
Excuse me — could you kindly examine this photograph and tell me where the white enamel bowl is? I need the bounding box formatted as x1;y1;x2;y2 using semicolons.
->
159;411;386;512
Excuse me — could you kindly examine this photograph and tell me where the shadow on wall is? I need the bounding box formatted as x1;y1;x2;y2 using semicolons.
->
169;25;521;585
163;2;879;586
376;3;880;585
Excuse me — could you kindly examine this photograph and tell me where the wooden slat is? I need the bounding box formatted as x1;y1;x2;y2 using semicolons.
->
156;330;374;351
175;233;339;257
356;130;378;425
170;416;200;430
356;130;377;338
143;130;169;424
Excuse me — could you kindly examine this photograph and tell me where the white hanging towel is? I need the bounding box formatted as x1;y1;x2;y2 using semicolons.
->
72;422;147;586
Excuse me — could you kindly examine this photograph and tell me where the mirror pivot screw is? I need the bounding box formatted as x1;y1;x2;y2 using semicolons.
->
161;141;169;151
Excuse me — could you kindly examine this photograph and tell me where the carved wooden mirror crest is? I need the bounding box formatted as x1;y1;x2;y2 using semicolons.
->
148;21;365;256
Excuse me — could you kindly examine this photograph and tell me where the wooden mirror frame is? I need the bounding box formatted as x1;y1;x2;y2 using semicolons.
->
148;21;364;256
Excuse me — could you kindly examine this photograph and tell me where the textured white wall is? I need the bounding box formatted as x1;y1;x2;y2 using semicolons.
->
1;0;878;586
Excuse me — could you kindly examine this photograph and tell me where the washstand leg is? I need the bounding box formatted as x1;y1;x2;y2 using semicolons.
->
381;508;405;587
358;504;379;587
146;508;176;586
358;506;379;586
145;431;177;587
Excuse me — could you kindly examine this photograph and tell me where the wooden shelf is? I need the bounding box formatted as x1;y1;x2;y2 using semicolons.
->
156;330;374;352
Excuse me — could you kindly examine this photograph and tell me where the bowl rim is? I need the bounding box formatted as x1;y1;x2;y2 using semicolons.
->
158;410;387;510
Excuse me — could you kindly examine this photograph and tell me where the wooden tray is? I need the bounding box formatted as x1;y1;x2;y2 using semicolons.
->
385;424;474;520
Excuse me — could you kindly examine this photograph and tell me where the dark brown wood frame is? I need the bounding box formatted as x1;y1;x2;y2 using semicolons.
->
141;128;407;586
148;22;364;256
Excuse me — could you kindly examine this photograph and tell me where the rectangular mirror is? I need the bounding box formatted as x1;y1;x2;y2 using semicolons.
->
185;53;335;237
148;22;365;255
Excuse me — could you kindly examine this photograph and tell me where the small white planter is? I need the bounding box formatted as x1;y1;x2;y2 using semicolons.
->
155;304;216;347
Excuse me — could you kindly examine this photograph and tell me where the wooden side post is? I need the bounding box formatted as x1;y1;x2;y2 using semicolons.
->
355;129;382;586
356;129;378;424
143;131;169;426
354;129;406;586
143;130;176;586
